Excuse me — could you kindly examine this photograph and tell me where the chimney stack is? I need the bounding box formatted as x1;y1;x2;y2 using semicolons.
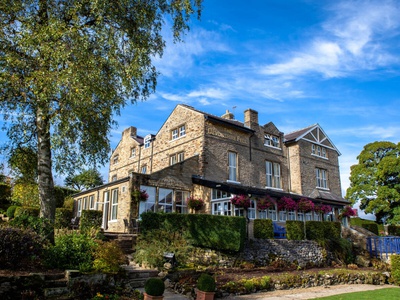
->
122;126;137;139
244;109;259;130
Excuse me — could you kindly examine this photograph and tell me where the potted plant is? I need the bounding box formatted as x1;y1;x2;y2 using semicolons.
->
187;196;204;212
132;188;149;202
144;277;165;300
196;273;216;300
230;194;251;209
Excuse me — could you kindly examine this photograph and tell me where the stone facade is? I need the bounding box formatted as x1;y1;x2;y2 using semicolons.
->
73;104;349;232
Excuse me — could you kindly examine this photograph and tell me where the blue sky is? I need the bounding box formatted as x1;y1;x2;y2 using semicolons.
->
2;1;400;218
110;0;400;219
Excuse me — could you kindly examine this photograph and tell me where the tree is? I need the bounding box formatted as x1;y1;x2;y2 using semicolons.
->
346;141;400;224
8;147;38;183
65;169;104;191
0;0;202;223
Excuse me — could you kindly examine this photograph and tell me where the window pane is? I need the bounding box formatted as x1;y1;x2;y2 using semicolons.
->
228;152;237;181
266;161;272;187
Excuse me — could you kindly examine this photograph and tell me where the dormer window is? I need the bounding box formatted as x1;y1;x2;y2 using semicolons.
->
312;144;327;158
113;155;119;164
171;124;186;140
264;134;280;148
144;136;151;149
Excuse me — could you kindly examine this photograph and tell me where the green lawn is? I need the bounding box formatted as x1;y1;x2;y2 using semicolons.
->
316;288;400;300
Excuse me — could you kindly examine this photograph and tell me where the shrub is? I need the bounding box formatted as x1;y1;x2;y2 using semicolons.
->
391;255;400;285
9;214;53;240
286;221;304;240
197;273;216;292
306;221;325;240
144;278;165;296
45;232;97;271
63;196;75;210
253;219;273;239
14;206;40;217
388;225;400;236
80;210;102;233
0;227;45;269
362;223;379;235
6;205;19;218
55;207;73;229
93;240;126;273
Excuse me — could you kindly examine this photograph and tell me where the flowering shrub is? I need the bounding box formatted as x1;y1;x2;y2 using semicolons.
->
339;205;356;219
257;195;275;210
277;196;298;211
231;194;251;208
297;198;314;212
187;197;204;210
314;204;332;214
132;189;148;202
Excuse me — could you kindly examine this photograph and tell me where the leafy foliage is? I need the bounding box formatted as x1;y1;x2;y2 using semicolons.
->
197;273;216;292
9;214;53;240
144;278;165;296
6;205;19;218
391;255;400;286
11;182;39;207
0;0;203;223
0;227;46;270
45;232;97;271
8;147;38;183
64;169;104;191
55;207;73;229
253;219;273;239
92;240;126;273
286;221;305;240
80;210;103;233
346;141;400;223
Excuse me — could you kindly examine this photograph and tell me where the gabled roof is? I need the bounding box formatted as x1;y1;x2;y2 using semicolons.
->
284;123;341;155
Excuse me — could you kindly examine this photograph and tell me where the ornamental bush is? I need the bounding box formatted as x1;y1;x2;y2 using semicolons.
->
9;214;53;240
80;210;102;233
197;273;216;292
6;205;19;218
253;219;273;239
144;278;165;296
391;255;400;285
0;227;45;269
286;221;305;240
93;240;126;273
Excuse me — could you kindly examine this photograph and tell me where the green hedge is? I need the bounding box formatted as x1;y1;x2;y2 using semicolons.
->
140;212;246;252
6;205;20;218
391;255;400;285
286;221;305;240
55;208;73;229
362;223;379;235
388;225;400;236
253;219;273;239
80;210;102;233
14;206;40;218
351;217;384;235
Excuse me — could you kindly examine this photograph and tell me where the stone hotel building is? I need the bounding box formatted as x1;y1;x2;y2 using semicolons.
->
73;104;349;233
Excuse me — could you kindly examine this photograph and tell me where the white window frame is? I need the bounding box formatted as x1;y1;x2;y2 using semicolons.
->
110;188;118;221
312;144;328;159
170;154;177;165
264;134;280;148
77;198;82;217
175;190;189;214
113;155;119;164
89;195;94;210
228;151;238;182
131;147;136;158
171;124;186;140
212;201;232;216
144;136;151;149
177;152;184;162
82;196;88;210
158;188;173;213
111;174;117;181
141;166;147;174
268;207;277;221
316;168;328;189
266;161;281;189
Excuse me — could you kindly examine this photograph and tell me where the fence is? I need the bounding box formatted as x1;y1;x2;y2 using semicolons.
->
366;236;400;259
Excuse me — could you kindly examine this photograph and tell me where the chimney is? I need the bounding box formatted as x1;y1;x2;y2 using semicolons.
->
221;109;234;120
122;126;137;139
244;109;259;130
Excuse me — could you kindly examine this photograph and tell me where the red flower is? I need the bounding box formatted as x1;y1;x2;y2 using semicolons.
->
297;198;315;213
187;197;204;210
231;194;251;208
257;195;275;210
278;197;298;211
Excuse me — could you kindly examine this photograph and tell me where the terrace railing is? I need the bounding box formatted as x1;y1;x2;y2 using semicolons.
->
366;236;400;259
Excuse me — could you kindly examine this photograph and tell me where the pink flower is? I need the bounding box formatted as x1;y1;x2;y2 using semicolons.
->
297;198;315;213
231;194;251;208
339;206;356;219
257;195;275;210
278;197;298;211
314;204;332;214
187;197;204;210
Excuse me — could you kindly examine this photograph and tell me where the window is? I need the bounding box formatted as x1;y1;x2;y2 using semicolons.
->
212;201;232;216
212;189;231;200
113;155;119;164
316;168;328;189
158;188;173;213
138;186;156;216
141;165;147;174
89;195;94;210
312;144;327;158
171;125;186;140
111;175;117;181
82;197;88;210
77;198;82;217
131;147;136;158
170;152;185;165
175;191;189;214
264;134;280;148
144;136;151;149
266;161;281;188
228;152;238;182
110;188;118;220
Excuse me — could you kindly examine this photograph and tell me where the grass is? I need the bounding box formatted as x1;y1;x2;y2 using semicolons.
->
315;288;400;299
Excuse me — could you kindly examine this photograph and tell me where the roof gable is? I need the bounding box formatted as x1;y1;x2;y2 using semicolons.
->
284;124;341;155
